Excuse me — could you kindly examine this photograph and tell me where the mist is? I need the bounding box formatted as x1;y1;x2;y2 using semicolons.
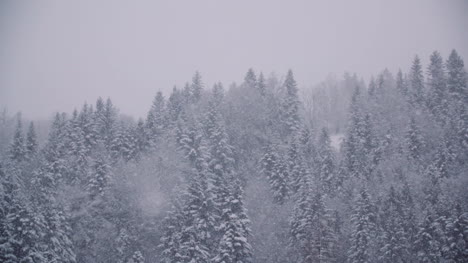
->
1;0;467;119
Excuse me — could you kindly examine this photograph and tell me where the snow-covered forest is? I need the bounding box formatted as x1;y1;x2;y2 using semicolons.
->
1;50;467;263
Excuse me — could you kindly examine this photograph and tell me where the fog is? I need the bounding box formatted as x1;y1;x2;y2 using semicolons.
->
1;0;467;119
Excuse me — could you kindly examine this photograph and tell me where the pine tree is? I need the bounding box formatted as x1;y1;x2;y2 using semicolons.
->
281;70;301;136
378;187;410;263
290;181;337;263
191;71;204;103
443;203;468;262
87;152;111;199
260;144;289;204
415;212;444;263
213;183;252;263
179;169;217;262
316;128;336;194
9;116;25;162
446;49;468;149
258;72;266;96
167;86;184;122
405;117;424;162
409;55;425;107
348;187;377;263
396;69;408;96
447;49;467;106
25;121;38;157
426;51;448;122
146;91;167;145
244;68;257;89
159;199;186;263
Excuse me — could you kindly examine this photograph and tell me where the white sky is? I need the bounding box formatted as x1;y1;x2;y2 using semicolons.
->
1;0;467;119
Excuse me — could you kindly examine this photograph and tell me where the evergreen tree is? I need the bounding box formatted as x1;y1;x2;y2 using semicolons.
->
9;116;25;162
258;72;266;96
244;68;257;89
167;86;184;122
409;55;425;107
25;121;38;157
426;51;448;122
415;212;444;263
146;91;167;145
159;199;185;263
290;181;337;263
396;69;408;96
348;187;377;263
87;152;111;199
446;49;468;149
213;182;252;263
260;144;289;204
378;187;410;263
443;203;468;262
281;70;301;136
405;117;424;162
191;71;204;103
447;49;467;106
316;128;336;194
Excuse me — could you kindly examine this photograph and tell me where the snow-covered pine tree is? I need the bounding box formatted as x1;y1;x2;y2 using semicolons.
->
414;212;444;263
258;72;266;96
281;70;301;137
316;127;336;195
289;179;337;263
426;51;448;123
146;91;167;146
191;71;204;103
167;86;184;123
178;169;217;262
159;198;186;263
396;69;408;96
25;121;37;158
348;187;377;263
9;116;25;162
212;182;253;263
443;203;468;262
244;68;257;90
405;117;424;163
409;55;425;108
446;49;468;152
378;187;410;263
87;151;111;199
260;144;289;204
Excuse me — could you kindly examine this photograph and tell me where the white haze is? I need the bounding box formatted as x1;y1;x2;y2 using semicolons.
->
0;0;467;119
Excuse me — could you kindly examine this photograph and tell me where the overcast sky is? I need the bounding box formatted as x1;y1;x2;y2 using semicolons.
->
1;0;467;120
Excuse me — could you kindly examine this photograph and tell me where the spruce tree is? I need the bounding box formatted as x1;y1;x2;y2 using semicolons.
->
260;144;289;204
244;68;257;89
396;69;408;96
25;121;38;157
348;187;377;263
443;203;468;262
409;55;425;107
290;181;337;263
426;51;448;122
405;117;424;162
258;72;266;96
146;91;167;145
316;127;336;194
191;71;204;103
378;187;410;263
281;70;301;136
9;117;25;162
